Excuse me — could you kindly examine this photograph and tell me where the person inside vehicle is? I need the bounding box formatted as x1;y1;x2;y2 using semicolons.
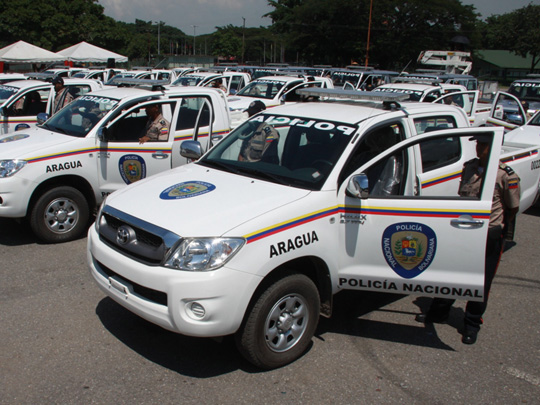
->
238;100;279;163
211;78;227;92
139;104;170;144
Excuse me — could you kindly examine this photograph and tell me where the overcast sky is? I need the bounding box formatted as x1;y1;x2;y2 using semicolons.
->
99;0;540;35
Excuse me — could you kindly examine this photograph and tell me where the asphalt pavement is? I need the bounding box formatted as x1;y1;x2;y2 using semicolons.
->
1;206;539;404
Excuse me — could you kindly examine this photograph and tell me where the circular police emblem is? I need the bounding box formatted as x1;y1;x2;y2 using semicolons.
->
0;134;29;143
119;155;146;184
381;222;437;279
160;181;216;200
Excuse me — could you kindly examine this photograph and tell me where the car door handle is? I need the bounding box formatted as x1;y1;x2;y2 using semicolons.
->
152;152;169;159
450;215;485;229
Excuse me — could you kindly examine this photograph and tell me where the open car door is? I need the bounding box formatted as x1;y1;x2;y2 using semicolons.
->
487;92;527;132
337;127;504;301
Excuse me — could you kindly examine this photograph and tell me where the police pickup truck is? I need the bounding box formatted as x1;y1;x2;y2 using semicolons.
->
0;81;233;243
87;89;540;369
0;78;105;134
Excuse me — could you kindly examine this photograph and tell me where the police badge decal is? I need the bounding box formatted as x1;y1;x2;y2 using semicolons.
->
381;222;437;279
119;155;147;184
159;181;216;200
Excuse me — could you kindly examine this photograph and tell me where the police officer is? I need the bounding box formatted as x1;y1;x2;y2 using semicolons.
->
52;76;74;114
238;100;279;163
420;135;521;344
139;104;170;144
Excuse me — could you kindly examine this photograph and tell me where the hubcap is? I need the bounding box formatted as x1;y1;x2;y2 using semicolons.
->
44;198;79;234
265;294;309;353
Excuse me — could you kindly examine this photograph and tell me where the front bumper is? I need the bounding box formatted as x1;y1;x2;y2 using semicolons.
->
87;225;261;337
0;175;34;218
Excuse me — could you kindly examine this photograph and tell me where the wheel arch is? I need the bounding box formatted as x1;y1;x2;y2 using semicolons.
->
246;256;333;320
27;174;97;218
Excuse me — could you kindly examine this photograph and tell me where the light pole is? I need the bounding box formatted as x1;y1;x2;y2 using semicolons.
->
191;25;198;56
241;17;245;64
153;21;163;56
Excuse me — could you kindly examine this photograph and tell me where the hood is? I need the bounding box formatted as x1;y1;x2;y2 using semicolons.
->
107;163;310;237
504;124;540;145
0;127;79;159
228;96;277;111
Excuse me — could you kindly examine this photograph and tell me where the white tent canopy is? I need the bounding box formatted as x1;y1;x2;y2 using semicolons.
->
0;41;65;63
57;41;128;63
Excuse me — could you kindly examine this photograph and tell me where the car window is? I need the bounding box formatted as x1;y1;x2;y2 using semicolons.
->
414;116;457;134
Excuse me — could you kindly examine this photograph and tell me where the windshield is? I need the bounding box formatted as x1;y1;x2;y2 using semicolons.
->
43;95;119;137
199;114;357;191
0;85;19;104
508;81;540;102
529;111;540;126
236;80;285;99
172;75;206;86
330;71;363;88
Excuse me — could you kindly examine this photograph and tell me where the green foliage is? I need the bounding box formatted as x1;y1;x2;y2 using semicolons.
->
0;0;535;68
482;5;540;71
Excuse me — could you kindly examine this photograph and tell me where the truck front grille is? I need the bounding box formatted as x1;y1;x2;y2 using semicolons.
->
97;205;181;265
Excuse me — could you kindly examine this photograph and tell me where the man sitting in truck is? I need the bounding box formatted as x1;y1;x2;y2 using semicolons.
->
139;104;170;144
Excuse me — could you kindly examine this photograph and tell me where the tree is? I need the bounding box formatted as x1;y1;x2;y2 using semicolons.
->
483;5;540;72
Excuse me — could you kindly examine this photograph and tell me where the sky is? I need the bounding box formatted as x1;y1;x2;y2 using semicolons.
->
99;0;540;35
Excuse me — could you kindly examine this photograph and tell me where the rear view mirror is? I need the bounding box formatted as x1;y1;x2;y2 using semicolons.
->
36;112;49;125
346;173;369;199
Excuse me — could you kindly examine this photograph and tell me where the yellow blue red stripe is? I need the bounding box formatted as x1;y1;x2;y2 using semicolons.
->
26;147;171;163
421;170;462;188
501;149;538;163
244;205;490;243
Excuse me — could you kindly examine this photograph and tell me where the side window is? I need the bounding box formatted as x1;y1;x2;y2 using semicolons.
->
108;102;174;142
176;97;211;130
340;123;405;184
414;116;457;134
360;134;491;199
423;90;441;103
68;85;91;99
418;136;461;172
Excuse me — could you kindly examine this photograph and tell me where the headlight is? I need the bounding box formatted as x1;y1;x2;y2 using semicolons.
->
0;160;27;178
164;237;245;271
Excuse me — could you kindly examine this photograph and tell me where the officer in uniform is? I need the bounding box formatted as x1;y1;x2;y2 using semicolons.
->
139;104;170;144
419;135;521;344
238;100;279;163
52;76;74;114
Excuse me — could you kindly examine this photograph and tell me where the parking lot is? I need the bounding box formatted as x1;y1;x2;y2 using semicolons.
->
1;206;539;404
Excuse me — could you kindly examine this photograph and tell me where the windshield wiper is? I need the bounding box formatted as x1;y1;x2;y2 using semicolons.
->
238;166;290;185
199;160;241;174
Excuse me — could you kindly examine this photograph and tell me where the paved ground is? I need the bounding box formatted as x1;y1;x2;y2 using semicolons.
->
1;206;539;404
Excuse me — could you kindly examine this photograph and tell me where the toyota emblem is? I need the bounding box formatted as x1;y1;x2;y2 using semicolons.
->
116;225;134;245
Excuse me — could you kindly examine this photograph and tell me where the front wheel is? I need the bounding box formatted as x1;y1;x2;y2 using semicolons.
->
29;186;89;243
236;273;320;369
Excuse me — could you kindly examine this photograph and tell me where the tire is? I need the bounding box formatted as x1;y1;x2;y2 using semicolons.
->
29;186;89;243
236;273;320;369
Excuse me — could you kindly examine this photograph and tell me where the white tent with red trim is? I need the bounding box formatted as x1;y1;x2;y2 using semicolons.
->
56;41;128;63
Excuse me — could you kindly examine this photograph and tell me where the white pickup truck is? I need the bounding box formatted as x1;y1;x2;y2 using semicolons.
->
0;78;105;134
0;83;233;243
87;90;540;369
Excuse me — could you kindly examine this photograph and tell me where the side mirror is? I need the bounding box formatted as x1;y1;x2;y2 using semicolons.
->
0;106;7;117
97;127;108;142
36;112;49;125
507;114;524;126
181;140;203;160
346;173;369;199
